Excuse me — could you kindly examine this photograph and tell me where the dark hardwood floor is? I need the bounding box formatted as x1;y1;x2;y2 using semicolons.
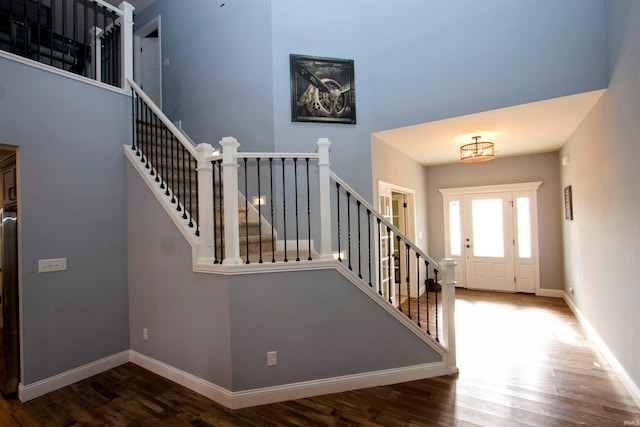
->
1;289;638;426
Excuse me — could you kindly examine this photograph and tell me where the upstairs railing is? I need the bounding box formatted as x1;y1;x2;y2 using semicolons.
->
0;0;133;88
129;81;457;369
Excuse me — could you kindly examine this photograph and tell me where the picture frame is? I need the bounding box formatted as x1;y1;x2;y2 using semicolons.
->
290;54;356;124
564;185;573;220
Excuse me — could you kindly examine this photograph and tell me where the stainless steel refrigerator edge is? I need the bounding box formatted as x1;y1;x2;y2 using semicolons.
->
0;206;19;395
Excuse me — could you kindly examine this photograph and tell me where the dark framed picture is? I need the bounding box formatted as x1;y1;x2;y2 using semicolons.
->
290;54;356;124
564;185;573;220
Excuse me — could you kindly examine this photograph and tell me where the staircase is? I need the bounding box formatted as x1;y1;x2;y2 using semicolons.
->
126;79;458;409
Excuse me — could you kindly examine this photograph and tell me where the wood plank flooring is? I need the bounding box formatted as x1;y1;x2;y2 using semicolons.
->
1;289;638;426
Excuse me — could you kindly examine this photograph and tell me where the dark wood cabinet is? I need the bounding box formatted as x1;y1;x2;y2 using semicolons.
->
0;155;17;207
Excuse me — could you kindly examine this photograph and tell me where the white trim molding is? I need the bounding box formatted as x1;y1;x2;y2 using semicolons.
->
18;351;130;402
563;293;640;409
129;351;450;410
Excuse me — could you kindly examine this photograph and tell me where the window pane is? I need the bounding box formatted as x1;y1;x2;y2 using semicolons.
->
472;199;504;257
449;200;461;256
517;197;532;258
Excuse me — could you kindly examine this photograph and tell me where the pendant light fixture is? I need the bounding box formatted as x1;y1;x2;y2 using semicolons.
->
460;136;494;163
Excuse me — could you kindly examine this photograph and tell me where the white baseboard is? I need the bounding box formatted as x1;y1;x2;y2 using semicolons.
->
563;293;640;409
130;350;449;409
18;351;130;402
536;288;564;298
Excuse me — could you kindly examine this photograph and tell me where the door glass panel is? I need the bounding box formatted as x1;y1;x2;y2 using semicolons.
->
517;197;532;258
449;200;462;256
471;199;504;257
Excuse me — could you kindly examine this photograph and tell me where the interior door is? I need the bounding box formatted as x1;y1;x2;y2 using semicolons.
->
463;192;515;292
379;189;396;305
139;34;161;107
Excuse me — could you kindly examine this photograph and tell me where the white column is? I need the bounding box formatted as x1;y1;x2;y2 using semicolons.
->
316;138;333;261
119;2;135;90
221;137;242;265
440;258;458;373
196;143;216;264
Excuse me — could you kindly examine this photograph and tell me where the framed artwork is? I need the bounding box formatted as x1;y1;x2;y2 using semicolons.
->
564;185;573;220
290;54;356;124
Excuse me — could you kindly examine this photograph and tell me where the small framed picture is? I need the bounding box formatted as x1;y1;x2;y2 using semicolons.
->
564;185;573;220
290;54;356;124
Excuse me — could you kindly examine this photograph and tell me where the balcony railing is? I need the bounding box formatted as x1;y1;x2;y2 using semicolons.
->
0;0;133;88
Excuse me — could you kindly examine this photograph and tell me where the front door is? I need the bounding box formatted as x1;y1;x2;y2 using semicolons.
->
463;192;515;291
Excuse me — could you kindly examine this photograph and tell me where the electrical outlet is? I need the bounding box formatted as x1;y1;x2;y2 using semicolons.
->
267;351;277;367
38;258;67;273
143;328;149;341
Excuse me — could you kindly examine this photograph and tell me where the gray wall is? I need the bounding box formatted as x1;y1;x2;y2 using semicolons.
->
560;0;640;394
135;0;275;152
0;58;130;384
425;152;564;291
139;0;608;202
127;161;441;391
126;162;232;388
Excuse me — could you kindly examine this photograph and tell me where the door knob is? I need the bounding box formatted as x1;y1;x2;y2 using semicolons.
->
466;244;471;248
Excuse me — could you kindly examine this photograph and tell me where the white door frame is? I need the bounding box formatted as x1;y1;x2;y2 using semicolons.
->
439;181;542;294
134;15;162;108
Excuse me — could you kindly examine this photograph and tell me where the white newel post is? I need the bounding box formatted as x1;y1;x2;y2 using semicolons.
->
92;27;103;82
316;138;333;261
440;258;458;373
119;2;135;90
221;137;242;265
196;143;216;264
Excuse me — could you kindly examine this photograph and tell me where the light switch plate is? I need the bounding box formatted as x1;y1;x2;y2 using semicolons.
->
38;258;67;273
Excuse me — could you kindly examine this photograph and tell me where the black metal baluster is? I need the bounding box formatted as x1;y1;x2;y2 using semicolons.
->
150;113;156;178
336;183;341;262
72;0;76;74
83;0;88;77
218;159;224;260
170;134;176;203
135;95;141;156
131;88;136;152
159;123;166;190
143;105;150;169
367;209;372;287
50;0;55;66
434;268;440;342
93;1;97;78
425;260;431;336
257;158;263;263
269;158;275;263
357;200;362;278
306;158;311;261
192;156;198;233
212;163;219;264
397;235;402;311
61;0;66;70
293;158;300;262
377;218;382;295
36;0;42;62
416;254;421;328
387;226;392;303
406;244;411;319
175;140;182;211
244;157;249;264
281;158;288;262
163;125;170;195
347;192;352;270
181;146;187;219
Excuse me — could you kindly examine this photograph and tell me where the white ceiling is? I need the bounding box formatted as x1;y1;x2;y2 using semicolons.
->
372;89;606;166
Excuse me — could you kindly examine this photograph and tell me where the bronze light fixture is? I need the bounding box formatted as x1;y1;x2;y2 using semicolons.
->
460;136;495;163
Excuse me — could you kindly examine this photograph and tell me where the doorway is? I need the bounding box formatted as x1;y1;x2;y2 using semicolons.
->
378;181;417;305
134;16;162;107
440;182;541;293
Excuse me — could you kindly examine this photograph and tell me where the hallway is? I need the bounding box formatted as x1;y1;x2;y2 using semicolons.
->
1;290;638;425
